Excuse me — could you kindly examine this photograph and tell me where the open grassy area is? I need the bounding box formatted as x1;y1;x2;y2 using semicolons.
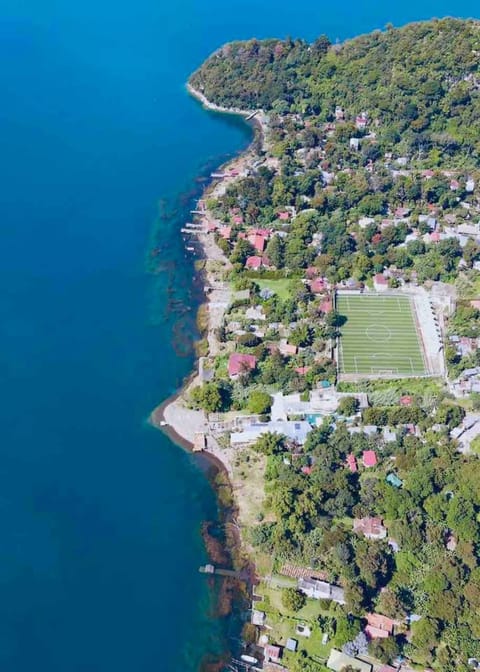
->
255;583;331;664
256;278;295;300
337;294;427;376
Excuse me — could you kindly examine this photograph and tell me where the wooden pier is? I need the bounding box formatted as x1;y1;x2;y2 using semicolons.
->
199;564;248;580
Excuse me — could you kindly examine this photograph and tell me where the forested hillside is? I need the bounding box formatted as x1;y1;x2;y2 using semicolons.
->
190;19;480;161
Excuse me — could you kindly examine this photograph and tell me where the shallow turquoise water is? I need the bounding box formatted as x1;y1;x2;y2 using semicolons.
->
0;1;478;670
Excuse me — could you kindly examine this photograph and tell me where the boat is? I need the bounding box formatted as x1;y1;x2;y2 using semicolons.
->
240;655;258;664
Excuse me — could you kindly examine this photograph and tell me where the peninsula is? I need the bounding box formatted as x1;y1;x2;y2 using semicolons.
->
154;18;480;672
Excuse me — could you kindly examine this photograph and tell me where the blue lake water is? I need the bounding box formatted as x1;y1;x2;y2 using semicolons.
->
0;1;478;670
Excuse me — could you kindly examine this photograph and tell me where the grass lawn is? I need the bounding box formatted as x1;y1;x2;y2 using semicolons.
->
337;294;427;376
256;583;332;663
256;278;295;300
231;449;267;529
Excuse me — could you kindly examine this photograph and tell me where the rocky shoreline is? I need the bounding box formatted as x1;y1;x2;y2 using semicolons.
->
150;84;267;481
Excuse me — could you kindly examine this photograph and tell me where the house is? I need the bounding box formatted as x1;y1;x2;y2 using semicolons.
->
247;233;266;252
251;610;266;625
228;353;257;379
230;420;311;446
446;533;457;551
264;644;282;663
245;255;263;269
470;300;480;310
297;578;345;604
378;665;399;672
457;223;480;237
451;413;480;452
279;341;298;356
422;169;435;179
233;214;243;225
346;453;358;473
400;395;413;406
335;106;345;121
310;277;327;293
306;266;320;279
248;233;266;252
355;113;368;130
466;177;475;192
327;649;372;672
295;366;311;376
286;638;297;652
354;517;387;540
394;207;411;219
319;298;333;314
386;473;403;488
365;613;394;639
457;336;477;357
218;225;232;239
350;137;360;151
383;427;397;443
348;425;378;438
373;273;388;291
359;216;375;229
278;211;291;221
363;450;377;467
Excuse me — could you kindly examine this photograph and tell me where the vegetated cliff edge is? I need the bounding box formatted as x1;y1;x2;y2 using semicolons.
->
190;18;480;164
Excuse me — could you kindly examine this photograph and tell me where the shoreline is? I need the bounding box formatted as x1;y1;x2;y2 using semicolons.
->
148;84;263;642
150;83;266;480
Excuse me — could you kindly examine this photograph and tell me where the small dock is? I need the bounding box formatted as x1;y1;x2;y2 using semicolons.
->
199;564;249;581
246;110;258;121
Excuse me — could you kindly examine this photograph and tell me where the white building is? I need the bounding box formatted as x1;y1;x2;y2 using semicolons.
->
230;420;312;447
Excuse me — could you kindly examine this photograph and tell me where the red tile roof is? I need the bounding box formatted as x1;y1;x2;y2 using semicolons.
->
295;366;311;376
245;255;263;269
320;299;333;314
353;516;386;538
310;278;326;293
306;266;320;279
346;454;358;473
228;353;257;378
219;226;232;239
248;233;266;252
400;395;413;406
362;450;377;467
366;612;394;635
264;645;281;662
374;273;388;286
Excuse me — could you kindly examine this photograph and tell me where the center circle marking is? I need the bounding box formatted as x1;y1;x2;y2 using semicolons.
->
366;324;391;342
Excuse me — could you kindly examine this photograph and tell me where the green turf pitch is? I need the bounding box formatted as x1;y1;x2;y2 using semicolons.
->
337;294;427;376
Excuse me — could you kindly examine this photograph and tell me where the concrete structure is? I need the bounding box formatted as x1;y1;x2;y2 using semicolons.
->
327;649;372;672
230;420;312;447
451;413;480;453
297;578;345;604
270;390;368;423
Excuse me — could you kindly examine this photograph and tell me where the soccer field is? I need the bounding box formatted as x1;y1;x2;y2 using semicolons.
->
337;294;427;376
